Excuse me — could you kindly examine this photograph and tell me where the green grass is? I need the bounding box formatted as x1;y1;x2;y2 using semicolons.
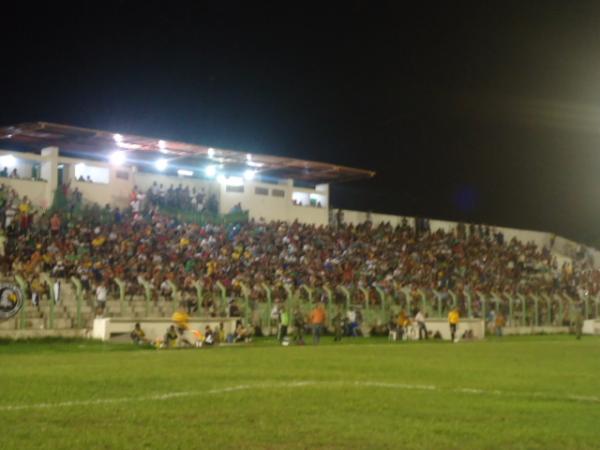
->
1;335;599;449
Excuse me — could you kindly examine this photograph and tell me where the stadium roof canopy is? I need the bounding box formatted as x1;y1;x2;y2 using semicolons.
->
0;122;375;184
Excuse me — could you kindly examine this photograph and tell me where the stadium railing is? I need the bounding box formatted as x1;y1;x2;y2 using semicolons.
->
4;273;599;336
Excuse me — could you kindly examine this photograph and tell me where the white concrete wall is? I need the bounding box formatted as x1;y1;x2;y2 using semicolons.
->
0;149;42;181
219;179;329;225
0;179;49;207
133;172;217;197
60;157;135;209
337;209;415;228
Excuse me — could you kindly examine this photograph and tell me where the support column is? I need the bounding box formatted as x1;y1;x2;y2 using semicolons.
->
40;146;59;208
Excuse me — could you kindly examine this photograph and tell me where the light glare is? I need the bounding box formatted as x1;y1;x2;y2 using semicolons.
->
205;165;217;177
109;151;126;166
155;158;168;171
0;154;16;168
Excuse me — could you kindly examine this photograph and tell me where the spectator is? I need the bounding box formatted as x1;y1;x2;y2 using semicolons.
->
96;282;107;316
278;305;289;342
130;323;148;345
309;302;326;345
346;308;359;337
448;307;460;342
415;309;428;340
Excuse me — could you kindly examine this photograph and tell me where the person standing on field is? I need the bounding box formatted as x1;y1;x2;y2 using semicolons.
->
279;306;289;342
293;307;305;345
310;302;326;345
574;300;584;340
332;306;343;342
448;307;460;342
415;309;428;340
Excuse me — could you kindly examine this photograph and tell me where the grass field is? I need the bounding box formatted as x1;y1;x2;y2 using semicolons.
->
1;335;599;450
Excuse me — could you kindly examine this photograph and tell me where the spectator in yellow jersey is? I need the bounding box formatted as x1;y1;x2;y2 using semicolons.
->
448;307;460;342
130;323;148;345
172;307;192;347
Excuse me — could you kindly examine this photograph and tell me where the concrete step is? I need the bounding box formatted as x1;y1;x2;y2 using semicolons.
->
0;318;17;330
48;318;72;329
27;318;46;329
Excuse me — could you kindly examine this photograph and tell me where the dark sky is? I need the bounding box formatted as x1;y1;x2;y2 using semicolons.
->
3;1;600;245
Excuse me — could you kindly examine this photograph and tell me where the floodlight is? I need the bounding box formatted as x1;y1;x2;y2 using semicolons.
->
0;154;16;168
205;165;217;177
155;158;168;171
109;151;126;166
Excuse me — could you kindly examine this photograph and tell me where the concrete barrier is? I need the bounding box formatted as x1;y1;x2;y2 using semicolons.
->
583;319;600;335
501;326;569;336
92;317;238;341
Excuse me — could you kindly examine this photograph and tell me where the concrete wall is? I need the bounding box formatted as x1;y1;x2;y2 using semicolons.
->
1;178;49;207
339;209;415;228
133;172;217;197
219;179;329;225
60;157;135;209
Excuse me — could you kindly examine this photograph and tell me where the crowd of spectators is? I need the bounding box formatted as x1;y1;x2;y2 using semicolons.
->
1;184;598;324
130;182;218;215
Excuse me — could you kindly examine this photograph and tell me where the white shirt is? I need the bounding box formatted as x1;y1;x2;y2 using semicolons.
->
96;286;107;302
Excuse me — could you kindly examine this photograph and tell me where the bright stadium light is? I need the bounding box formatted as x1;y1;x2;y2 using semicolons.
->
207;147;215;158
227;176;244;186
177;169;193;177
158;140;167;153
243;169;256;181
113;133;123;143
246;153;252;161
109;151;126;166
155;158;168;171
0;154;16;168
205;165;217;177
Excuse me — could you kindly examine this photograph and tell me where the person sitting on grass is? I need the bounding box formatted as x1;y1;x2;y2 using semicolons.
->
130;322;148;345
234;320;253;343
204;325;214;346
164;325;178;348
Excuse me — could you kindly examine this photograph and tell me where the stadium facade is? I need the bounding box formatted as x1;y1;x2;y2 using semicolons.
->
0;122;375;226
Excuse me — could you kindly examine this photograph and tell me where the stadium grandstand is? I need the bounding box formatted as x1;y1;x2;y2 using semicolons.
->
0;122;599;340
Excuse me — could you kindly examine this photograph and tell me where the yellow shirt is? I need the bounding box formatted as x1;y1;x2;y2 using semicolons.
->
448;310;460;325
172;311;190;329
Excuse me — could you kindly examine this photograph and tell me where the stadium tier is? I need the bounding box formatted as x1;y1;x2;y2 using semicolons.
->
0;123;599;339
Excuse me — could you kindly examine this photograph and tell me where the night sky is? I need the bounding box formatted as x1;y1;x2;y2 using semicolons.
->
3;2;600;245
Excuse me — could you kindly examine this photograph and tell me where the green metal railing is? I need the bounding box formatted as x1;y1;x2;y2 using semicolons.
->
9;273;599;334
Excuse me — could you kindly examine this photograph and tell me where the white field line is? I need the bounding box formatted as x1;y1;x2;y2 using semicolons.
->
0;380;598;412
